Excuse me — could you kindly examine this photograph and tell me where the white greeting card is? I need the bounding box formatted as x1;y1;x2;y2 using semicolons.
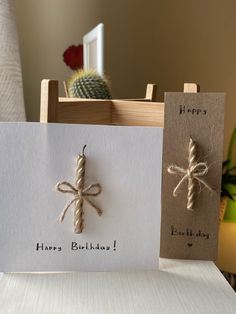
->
0;122;163;272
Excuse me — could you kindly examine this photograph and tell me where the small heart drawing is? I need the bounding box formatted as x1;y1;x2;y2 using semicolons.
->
187;243;193;247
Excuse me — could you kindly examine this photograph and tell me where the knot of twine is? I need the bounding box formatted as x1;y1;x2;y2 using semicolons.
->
56;182;102;223
167;138;213;210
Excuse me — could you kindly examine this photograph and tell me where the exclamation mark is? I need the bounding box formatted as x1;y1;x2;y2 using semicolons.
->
113;240;117;251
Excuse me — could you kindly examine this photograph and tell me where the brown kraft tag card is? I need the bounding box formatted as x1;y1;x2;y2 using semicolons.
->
160;92;225;260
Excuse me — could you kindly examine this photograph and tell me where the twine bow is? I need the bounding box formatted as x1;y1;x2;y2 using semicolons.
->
56;181;102;223
167;138;213;210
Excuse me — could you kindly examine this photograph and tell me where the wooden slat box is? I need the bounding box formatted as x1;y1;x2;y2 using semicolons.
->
40;80;164;126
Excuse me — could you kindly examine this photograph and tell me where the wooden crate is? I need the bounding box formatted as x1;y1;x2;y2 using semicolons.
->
40;80;164;127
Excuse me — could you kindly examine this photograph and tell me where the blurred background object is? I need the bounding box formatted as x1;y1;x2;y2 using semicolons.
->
0;0;25;121
63;44;83;71
83;23;104;75
222;127;236;221
217;127;236;289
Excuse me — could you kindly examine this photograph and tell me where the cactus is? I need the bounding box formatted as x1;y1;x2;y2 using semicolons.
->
67;69;112;99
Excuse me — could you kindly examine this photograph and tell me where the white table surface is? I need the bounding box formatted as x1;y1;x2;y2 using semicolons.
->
0;259;235;314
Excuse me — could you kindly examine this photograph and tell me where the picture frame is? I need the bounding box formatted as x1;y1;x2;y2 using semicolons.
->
83;23;104;75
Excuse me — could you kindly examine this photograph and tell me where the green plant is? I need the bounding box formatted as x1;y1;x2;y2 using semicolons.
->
67;69;112;99
221;160;236;200
222;127;236;221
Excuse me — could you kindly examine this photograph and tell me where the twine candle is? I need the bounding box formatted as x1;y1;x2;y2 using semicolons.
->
167;138;213;210
74;145;86;233
56;145;102;233
187;138;197;210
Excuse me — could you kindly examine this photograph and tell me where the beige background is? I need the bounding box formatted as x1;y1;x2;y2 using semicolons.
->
15;0;236;153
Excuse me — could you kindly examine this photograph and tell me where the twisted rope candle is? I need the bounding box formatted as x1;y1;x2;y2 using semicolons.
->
56;145;102;233
75;147;86;233
187;138;197;209
167;138;213;210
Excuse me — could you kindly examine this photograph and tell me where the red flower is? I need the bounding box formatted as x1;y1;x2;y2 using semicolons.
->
63;45;83;70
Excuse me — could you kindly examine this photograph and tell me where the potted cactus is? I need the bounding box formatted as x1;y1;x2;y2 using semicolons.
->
67;69;112;99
